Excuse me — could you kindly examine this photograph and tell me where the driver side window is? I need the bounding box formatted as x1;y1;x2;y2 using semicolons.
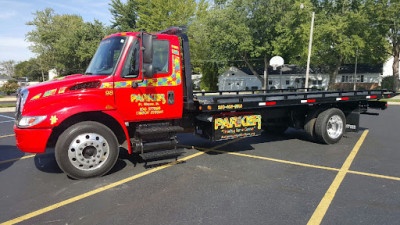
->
121;41;140;78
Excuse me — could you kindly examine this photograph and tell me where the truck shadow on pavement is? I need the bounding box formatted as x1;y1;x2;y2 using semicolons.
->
33;148;129;178
203;128;326;155
0;145;27;172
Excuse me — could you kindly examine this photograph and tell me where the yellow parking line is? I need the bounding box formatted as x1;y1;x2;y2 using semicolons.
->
0;139;240;225
307;130;369;225
0;134;14;139
348;170;400;181
0;151;206;225
184;143;400;182
0;155;35;165
210;149;340;172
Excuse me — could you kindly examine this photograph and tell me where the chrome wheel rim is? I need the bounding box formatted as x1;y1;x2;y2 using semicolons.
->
326;115;343;139
68;133;110;171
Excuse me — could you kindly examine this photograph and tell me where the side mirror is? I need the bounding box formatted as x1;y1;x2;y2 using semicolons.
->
143;63;153;78
142;34;153;64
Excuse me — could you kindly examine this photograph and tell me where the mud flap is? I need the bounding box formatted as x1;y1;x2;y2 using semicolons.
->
345;111;360;132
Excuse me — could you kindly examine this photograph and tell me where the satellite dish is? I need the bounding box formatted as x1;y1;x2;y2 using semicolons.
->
270;56;284;70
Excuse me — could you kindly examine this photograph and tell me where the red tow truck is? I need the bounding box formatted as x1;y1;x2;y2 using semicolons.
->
14;27;397;179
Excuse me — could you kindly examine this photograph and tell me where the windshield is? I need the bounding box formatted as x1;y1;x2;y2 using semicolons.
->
85;36;127;75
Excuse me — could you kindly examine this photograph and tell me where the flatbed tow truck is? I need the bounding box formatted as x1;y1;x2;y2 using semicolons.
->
14;27;397;179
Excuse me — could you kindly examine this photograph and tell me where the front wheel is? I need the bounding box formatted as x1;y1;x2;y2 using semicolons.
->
315;108;346;144
55;121;119;179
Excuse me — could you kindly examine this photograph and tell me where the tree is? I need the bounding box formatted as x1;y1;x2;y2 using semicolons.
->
14;59;42;81
192;0;294;89
0;60;16;78
26;8;112;76
200;62;219;91
135;0;204;32
275;0;388;90
0;80;20;95
365;0;400;90
109;0;138;31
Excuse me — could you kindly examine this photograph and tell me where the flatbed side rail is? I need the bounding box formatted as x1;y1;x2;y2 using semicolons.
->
193;89;397;112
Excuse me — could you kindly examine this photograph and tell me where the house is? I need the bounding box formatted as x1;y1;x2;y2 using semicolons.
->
218;65;381;91
0;75;12;87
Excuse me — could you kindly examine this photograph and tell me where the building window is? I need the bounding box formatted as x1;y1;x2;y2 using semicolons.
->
318;80;322;85
286;80;290;85
269;80;273;85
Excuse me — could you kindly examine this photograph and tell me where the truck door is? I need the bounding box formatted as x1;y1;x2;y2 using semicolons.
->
113;36;183;122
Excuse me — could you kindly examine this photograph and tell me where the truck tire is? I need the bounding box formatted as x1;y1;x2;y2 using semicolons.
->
304;118;316;140
315;108;346;144
304;109;321;141
55;121;119;179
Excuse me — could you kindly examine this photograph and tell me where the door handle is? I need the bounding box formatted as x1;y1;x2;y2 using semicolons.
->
167;91;174;105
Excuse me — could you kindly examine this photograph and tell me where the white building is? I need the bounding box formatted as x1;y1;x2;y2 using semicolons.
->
382;56;400;78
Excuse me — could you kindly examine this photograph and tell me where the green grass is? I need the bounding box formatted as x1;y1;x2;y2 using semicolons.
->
0;103;16;108
380;99;400;102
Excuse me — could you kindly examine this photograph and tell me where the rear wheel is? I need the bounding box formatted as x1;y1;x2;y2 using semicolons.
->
55;121;119;179
315;108;346;144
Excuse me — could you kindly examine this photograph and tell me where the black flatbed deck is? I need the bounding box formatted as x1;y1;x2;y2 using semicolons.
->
193;89;396;112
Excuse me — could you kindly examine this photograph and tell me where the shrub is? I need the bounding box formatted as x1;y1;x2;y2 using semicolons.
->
0;80;20;95
381;76;394;90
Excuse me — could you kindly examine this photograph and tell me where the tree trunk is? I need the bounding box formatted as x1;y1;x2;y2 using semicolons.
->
328;64;341;90
264;55;269;90
328;56;343;91
41;70;45;82
242;54;264;84
392;42;399;91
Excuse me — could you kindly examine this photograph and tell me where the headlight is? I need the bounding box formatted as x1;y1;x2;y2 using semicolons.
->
18;116;47;128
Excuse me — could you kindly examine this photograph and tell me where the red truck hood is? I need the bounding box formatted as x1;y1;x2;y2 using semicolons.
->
26;74;108;95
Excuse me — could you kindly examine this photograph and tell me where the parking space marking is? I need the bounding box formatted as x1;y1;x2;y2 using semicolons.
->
212;149;340;171
0;139;242;225
0;155;35;165
0;120;14;124
0;151;206;225
0;134;14;139
348;170;400;181
0;115;14;120
307;130;369;225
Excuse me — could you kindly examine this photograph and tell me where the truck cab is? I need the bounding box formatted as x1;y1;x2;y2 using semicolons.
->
15;29;193;179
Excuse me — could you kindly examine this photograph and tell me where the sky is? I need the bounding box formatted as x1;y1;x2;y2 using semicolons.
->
0;0;114;62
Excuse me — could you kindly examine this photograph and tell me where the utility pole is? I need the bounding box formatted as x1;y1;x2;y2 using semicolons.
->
304;10;315;91
353;49;358;91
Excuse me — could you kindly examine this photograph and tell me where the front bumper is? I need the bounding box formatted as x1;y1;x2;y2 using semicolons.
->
14;125;52;153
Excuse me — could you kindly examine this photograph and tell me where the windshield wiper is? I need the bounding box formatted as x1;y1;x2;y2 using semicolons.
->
84;72;93;75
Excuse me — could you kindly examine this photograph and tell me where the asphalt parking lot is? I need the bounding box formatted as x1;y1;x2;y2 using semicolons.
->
1;106;400;225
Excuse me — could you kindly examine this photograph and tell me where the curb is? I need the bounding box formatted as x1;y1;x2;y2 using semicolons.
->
0;98;16;102
388;102;400;106
0;107;16;113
